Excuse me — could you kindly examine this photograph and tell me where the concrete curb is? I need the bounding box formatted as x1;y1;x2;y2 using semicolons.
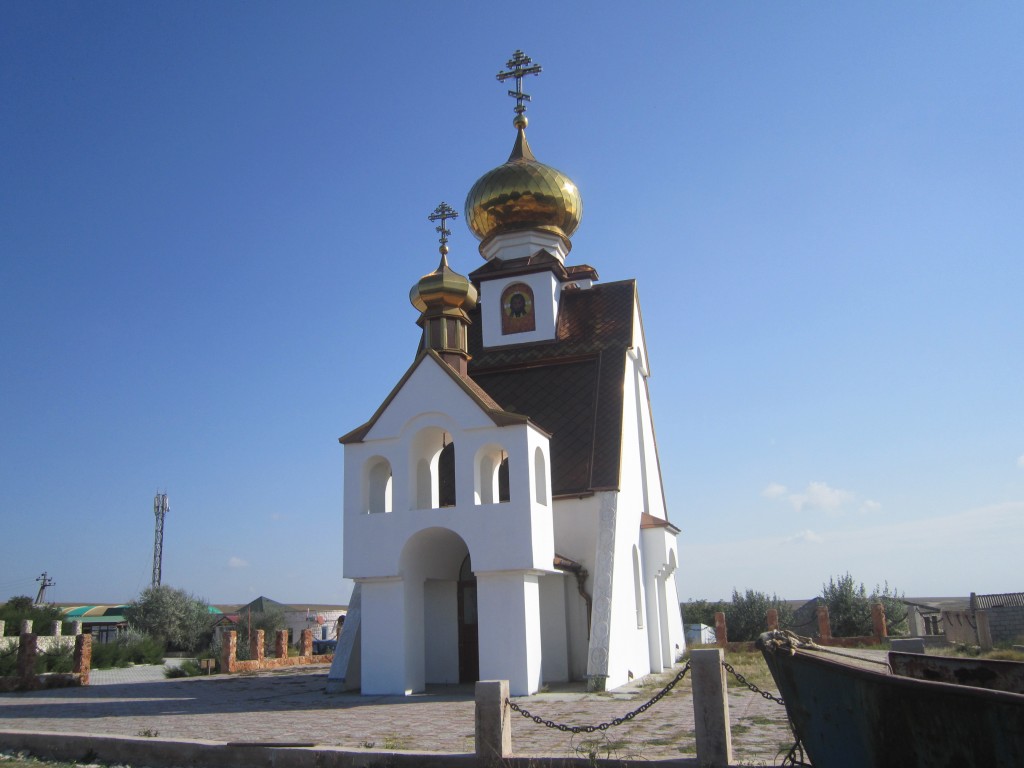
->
0;729;702;767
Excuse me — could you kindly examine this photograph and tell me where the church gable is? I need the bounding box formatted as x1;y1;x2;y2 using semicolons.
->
340;350;527;445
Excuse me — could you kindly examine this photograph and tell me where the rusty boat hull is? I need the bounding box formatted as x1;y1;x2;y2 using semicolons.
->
757;631;1024;768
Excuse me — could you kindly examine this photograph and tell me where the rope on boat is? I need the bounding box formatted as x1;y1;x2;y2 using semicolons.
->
759;628;892;670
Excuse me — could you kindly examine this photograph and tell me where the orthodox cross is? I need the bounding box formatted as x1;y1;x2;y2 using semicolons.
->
497;50;542;116
428;201;459;255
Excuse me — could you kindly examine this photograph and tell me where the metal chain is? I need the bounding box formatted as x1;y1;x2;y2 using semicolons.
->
721;660;785;705
718;661;809;765
781;738;812;766
505;661;691;733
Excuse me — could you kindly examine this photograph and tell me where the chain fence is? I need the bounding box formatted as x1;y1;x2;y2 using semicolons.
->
505;660;691;733
506;658;810;765
720;660;809;766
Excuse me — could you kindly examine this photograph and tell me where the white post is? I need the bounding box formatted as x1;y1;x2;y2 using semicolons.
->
691;648;733;767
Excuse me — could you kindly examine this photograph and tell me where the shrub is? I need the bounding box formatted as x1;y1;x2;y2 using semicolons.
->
821;573;907;637
0;645;17;676
0;597;64;636
90;634;166;669
164;659;202;678
36;641;74;674
726;589;795;641
233;608;286;661
123;586;216;653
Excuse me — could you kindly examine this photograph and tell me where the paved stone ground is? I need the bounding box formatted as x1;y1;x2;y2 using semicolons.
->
89;660;186;686
0;664;798;764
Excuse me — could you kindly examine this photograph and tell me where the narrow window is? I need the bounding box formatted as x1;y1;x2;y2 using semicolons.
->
498;456;510;503
439;441;456;507
533;446;547;505
633;546;644;629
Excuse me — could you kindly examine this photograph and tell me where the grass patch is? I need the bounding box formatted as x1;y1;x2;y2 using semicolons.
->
0;751;85;768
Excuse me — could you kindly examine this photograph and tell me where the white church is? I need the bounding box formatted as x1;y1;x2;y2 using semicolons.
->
329;52;684;697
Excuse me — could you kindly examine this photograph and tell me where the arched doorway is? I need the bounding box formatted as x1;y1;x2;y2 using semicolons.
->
457;553;479;683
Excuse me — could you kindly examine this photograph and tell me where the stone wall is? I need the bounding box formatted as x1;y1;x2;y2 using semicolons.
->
220;629;332;674
986;605;1024;644
0;620;83;653
0;633;91;691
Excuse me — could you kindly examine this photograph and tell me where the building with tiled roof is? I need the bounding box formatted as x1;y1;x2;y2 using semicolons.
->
331;53;684;696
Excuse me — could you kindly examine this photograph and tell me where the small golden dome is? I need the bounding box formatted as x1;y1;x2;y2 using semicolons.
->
464;124;583;247
410;254;479;313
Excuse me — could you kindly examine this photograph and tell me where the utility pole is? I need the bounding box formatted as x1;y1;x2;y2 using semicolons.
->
152;492;169;588
34;572;55;604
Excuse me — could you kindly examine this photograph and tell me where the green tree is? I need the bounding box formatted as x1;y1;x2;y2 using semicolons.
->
234;607;287;660
1;596;64;635
726;589;795;642
821;573;907;637
681;598;727;629
123;586;215;652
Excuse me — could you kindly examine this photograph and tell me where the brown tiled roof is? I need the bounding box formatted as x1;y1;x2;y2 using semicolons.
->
468;250;599;284
640;512;680;534
467;279;637;496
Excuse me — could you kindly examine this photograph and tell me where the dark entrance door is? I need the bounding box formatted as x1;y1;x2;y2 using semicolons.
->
457;553;479;683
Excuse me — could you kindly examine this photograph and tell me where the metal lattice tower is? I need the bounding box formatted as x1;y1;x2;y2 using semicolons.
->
152;493;169;588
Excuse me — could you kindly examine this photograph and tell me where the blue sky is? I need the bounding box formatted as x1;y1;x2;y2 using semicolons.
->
2;3;1021;606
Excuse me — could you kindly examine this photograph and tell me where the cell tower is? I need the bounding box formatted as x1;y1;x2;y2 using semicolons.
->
152;492;169;588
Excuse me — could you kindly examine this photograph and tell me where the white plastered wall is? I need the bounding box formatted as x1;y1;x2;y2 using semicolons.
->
583;299;683;690
478;270;562;348
343;354;557;695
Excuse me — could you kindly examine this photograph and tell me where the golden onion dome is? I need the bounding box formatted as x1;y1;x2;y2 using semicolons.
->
464;117;583;246
410;252;479;313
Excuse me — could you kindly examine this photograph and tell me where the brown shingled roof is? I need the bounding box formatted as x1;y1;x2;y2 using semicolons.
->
467;279;637;496
468;250;599;284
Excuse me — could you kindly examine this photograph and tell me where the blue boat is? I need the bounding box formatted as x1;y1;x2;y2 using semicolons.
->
757;630;1024;768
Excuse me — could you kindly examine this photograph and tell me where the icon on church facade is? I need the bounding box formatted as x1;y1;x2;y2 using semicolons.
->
501;282;535;334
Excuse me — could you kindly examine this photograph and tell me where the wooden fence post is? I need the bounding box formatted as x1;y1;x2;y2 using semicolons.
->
766;608;778;631
691;648;733;767
475;680;511;764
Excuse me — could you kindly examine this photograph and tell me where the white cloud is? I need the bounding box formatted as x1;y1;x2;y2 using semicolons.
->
1017;454;1024;469
228;556;249;569
761;482;787;499
860;499;882;514
786;529;824;544
678;501;1024;599
788;481;854;513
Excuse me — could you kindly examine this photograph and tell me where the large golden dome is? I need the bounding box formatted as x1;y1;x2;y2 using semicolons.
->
464;119;583;247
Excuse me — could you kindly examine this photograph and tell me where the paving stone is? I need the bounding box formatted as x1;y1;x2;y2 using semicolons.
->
0;664;796;763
